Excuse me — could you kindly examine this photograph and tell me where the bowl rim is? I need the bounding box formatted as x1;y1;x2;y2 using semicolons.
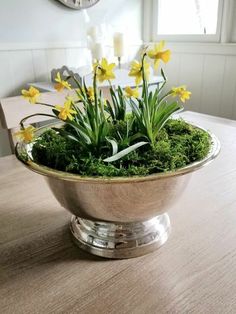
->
15;121;221;184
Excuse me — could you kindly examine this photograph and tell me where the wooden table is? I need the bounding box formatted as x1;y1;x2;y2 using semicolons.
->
1;111;236;314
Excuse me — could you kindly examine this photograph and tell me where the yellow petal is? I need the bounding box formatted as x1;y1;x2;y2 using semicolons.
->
135;75;142;86
55;72;61;83
154;59;160;70
14;125;36;143
54;83;64;92
160;50;171;63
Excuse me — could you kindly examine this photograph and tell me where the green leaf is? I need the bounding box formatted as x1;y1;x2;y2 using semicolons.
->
106;137;118;155
161;68;167;81
103;141;148;163
52;128;80;143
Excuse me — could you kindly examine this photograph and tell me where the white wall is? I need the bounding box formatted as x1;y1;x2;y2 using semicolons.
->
230;2;236;42
0;0;142;45
0;0;143;156
163;43;236;120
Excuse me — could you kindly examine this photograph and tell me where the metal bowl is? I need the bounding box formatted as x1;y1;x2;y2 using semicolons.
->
16;123;220;258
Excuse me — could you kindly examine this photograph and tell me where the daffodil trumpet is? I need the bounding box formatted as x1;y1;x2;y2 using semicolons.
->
15;125;36;143
54;72;72;92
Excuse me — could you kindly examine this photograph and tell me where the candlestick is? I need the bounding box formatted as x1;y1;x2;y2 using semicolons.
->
113;32;124;58
118;56;121;69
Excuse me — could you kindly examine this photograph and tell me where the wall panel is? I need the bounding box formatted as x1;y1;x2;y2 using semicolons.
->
0;51;14;98
164;53;181;88
8;50;35;96
32;50;49;82
201;55;226;116
45;49;67;75
178;54;204;113
220;56;236;119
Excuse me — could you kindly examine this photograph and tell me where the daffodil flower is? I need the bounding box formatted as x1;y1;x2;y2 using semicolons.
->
21;86;40;104
94;58;116;83
87;87;95;101
15;125;36;143
55;98;77;120
147;41;171;70
128;59;150;86
124;86;139;98
171;86;191;103
78;87;95;102
54;72;72;92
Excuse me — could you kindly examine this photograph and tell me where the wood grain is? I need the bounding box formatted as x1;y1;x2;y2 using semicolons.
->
1;111;236;314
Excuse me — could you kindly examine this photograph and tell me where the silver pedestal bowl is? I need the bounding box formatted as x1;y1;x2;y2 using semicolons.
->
16;124;220;259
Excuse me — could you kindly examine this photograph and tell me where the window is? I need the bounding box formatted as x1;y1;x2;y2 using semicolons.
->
157;0;219;35
146;0;225;42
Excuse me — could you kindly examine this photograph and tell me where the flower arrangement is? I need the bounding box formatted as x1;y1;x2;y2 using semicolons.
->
16;41;210;177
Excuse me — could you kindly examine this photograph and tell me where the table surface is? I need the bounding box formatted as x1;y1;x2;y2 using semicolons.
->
1;111;236;314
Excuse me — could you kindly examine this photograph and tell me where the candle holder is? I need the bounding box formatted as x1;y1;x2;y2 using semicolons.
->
117;56;121;69
113;32;124;69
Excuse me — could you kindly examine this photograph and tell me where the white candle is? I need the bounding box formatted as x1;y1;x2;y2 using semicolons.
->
113;32;124;57
92;43;104;61
87;26;98;42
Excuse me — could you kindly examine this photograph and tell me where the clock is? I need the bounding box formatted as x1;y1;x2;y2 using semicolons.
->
57;0;100;10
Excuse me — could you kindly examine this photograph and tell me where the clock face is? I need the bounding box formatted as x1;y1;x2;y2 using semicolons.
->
57;0;100;10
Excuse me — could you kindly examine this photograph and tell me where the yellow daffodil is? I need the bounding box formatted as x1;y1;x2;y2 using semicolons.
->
87;87;95;101
94;58;116;83
128;59;150;86
124;86;139;98
15;125;35;143
55;98;77;121
21;86;40;104
171;86;191;103
78;87;95;101
54;72;72;92
147;41;171;70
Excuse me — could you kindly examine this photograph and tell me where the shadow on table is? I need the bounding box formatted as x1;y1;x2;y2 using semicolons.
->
0;207;110;276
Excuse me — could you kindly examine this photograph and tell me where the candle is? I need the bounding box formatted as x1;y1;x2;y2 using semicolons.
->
113;32;124;57
92;43;104;61
87;26;98;42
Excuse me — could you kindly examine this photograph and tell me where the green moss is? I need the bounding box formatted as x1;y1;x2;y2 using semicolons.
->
31;119;211;177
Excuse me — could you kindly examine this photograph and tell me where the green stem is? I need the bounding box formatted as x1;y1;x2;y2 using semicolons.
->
36;102;54;108
93;66;98;110
20;113;58;129
93;66;100;150
108;80;114;91
158;80;167;94
141;53;148;106
158;90;172;105
141;53;150;127
70;74;82;89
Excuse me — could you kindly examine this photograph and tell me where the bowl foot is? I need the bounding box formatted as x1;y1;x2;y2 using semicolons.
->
70;213;171;259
